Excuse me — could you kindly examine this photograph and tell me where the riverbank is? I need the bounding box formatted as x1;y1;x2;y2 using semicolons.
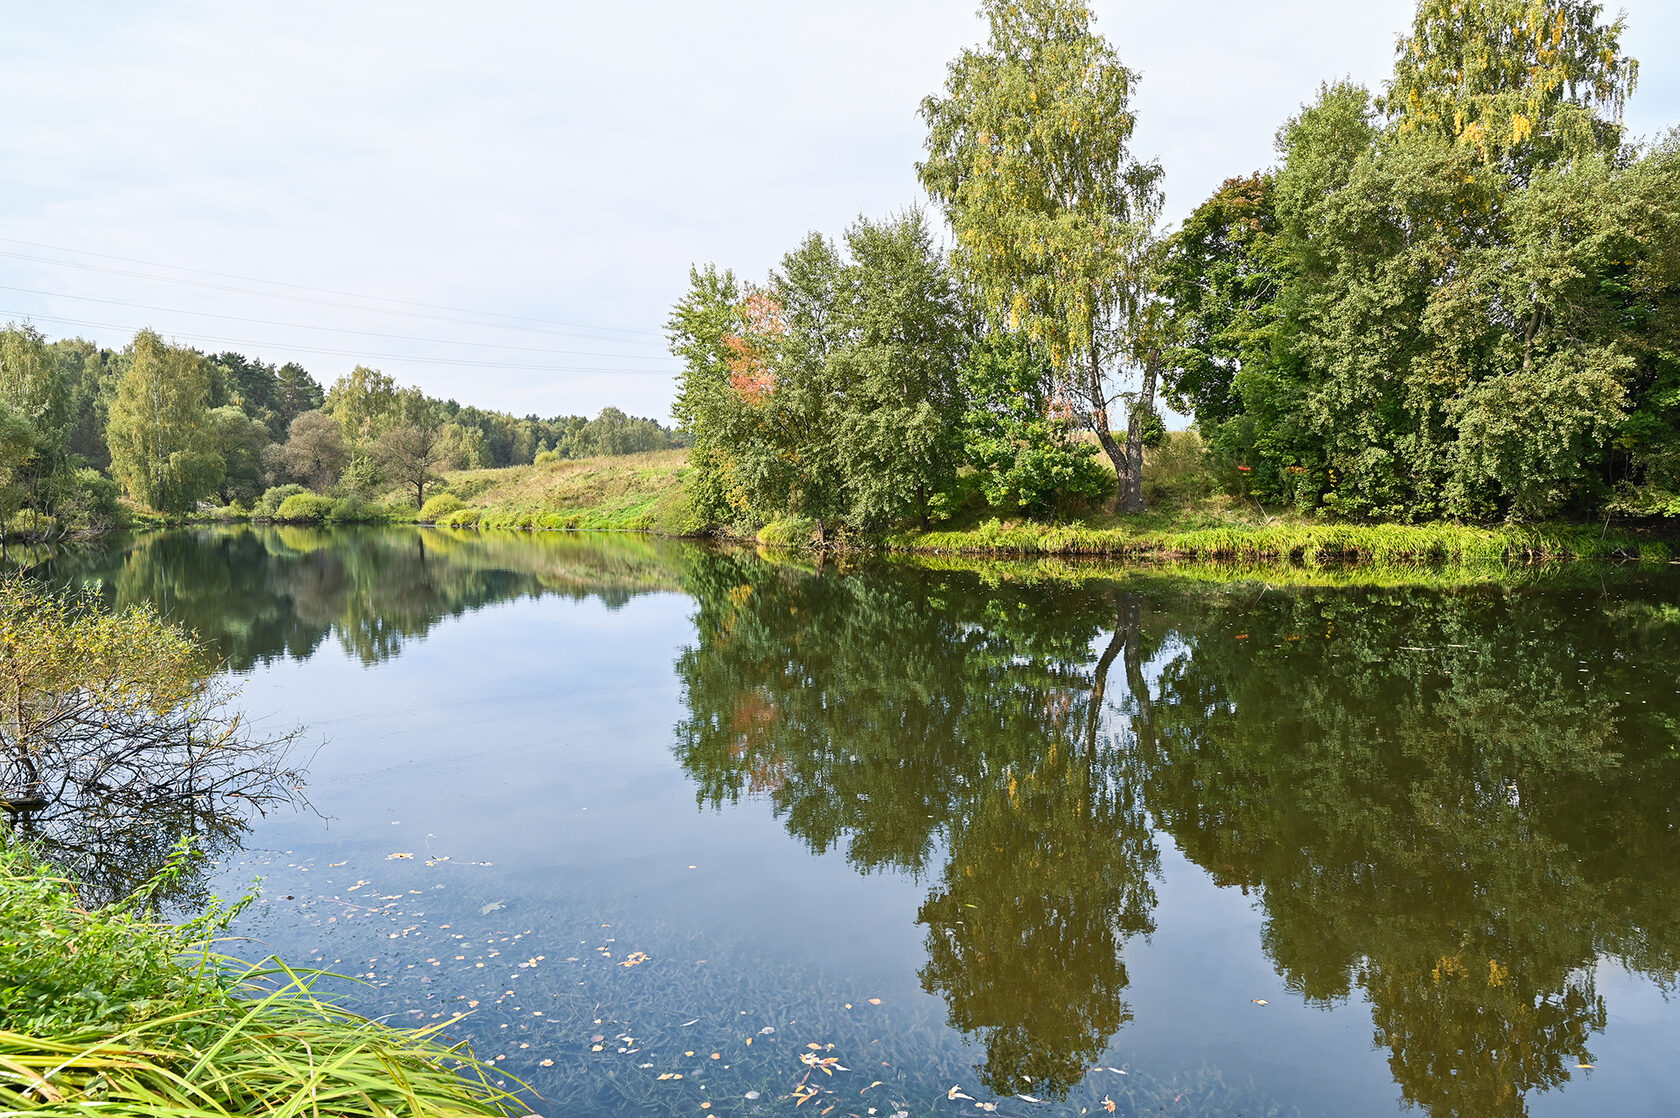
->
427;454;1673;567
0;840;524;1115
111;450;1677;568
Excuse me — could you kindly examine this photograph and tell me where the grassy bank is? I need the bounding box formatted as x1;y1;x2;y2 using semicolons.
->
409;451;1675;566
424;449;695;533
0;840;524;1116
888;515;1669;565
111;443;1677;570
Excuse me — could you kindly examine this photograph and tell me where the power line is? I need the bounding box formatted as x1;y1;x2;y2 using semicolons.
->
0;309;678;376
0;236;665;339
0;247;670;346
0;284;673;361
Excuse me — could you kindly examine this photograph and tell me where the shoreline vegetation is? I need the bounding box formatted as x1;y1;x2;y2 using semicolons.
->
103;444;1676;574
0;840;526;1116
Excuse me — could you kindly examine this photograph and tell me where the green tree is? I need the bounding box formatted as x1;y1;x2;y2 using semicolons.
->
1383;0;1637;179
828;210;968;528
919;0;1164;512
272;361;324;431
958;332;1112;515
274;409;349;493
324;365;399;447
205;405;270;505
373;422;446;509
105;330;219;514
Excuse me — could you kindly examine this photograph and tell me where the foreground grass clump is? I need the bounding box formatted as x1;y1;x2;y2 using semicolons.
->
0;842;526;1116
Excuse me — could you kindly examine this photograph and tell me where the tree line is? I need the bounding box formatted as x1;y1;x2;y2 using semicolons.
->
670;0;1679;535
0;323;686;536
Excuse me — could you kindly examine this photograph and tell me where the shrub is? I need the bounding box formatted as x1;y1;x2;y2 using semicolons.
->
252;485;308;520
418;493;466;522
327;497;387;524
533;450;561;465
440;507;481;528
273;492;336;523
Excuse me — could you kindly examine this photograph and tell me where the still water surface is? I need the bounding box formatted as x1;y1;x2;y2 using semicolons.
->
26;526;1680;1118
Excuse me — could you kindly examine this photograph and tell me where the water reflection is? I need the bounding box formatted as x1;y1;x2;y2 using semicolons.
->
17;529;1680;1116
30;526;686;669
675;555;1165;1095
674;550;1680;1116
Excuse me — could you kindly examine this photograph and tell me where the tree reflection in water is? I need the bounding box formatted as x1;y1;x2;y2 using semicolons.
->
674;551;1680;1116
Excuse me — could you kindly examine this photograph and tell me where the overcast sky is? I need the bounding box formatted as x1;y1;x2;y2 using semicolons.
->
3;1;1675;422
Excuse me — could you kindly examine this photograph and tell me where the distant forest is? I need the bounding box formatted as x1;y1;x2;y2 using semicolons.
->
0;323;686;535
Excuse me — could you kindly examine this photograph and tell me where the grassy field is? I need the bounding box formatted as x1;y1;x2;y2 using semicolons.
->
434;448;696;533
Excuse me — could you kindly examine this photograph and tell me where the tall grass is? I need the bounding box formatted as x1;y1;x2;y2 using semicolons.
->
0;840;527;1117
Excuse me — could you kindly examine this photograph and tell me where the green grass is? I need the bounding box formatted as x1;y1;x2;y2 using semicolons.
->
435;449;696;534
888;515;1667;566
0;839;527;1116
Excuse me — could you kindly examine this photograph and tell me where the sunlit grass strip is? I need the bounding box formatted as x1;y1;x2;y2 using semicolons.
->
0;962;528;1115
890;518;1668;566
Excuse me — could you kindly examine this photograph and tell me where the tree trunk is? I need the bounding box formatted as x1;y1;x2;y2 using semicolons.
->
1119;349;1160;515
1085;342;1133;515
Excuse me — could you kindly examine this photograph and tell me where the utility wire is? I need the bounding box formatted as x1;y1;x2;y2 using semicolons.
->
0;309;677;376
0;235;664;339
0;284;672;361
0;247;669;346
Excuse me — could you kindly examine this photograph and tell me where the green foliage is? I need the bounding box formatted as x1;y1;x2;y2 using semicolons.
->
671;212;970;536
273;492;337;523
439;507;481;529
418;493;467;522
1163;4;1677;523
106;330;220;514
919;0;1164;509
0;841;525;1116
251;484;307;520
327;496;389;524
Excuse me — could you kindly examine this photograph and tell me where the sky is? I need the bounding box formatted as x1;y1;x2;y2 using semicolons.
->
2;0;1676;423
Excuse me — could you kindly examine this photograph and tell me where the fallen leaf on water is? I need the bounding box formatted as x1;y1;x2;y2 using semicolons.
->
621;952;650;968
1102;1097;1117;1113
658;1074;676;1081
759;1026;776;1035
868;998;882;1005
1016;1094;1043;1104
807;1044;823;1051
681;1018;700;1027
948;1087;974;1101
1251;999;1269;1006
701;1104;712;1110
387;852;413;860
479;901;504;915
1577;1062;1595;1069
745;1091;761;1100
862;1081;883;1092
